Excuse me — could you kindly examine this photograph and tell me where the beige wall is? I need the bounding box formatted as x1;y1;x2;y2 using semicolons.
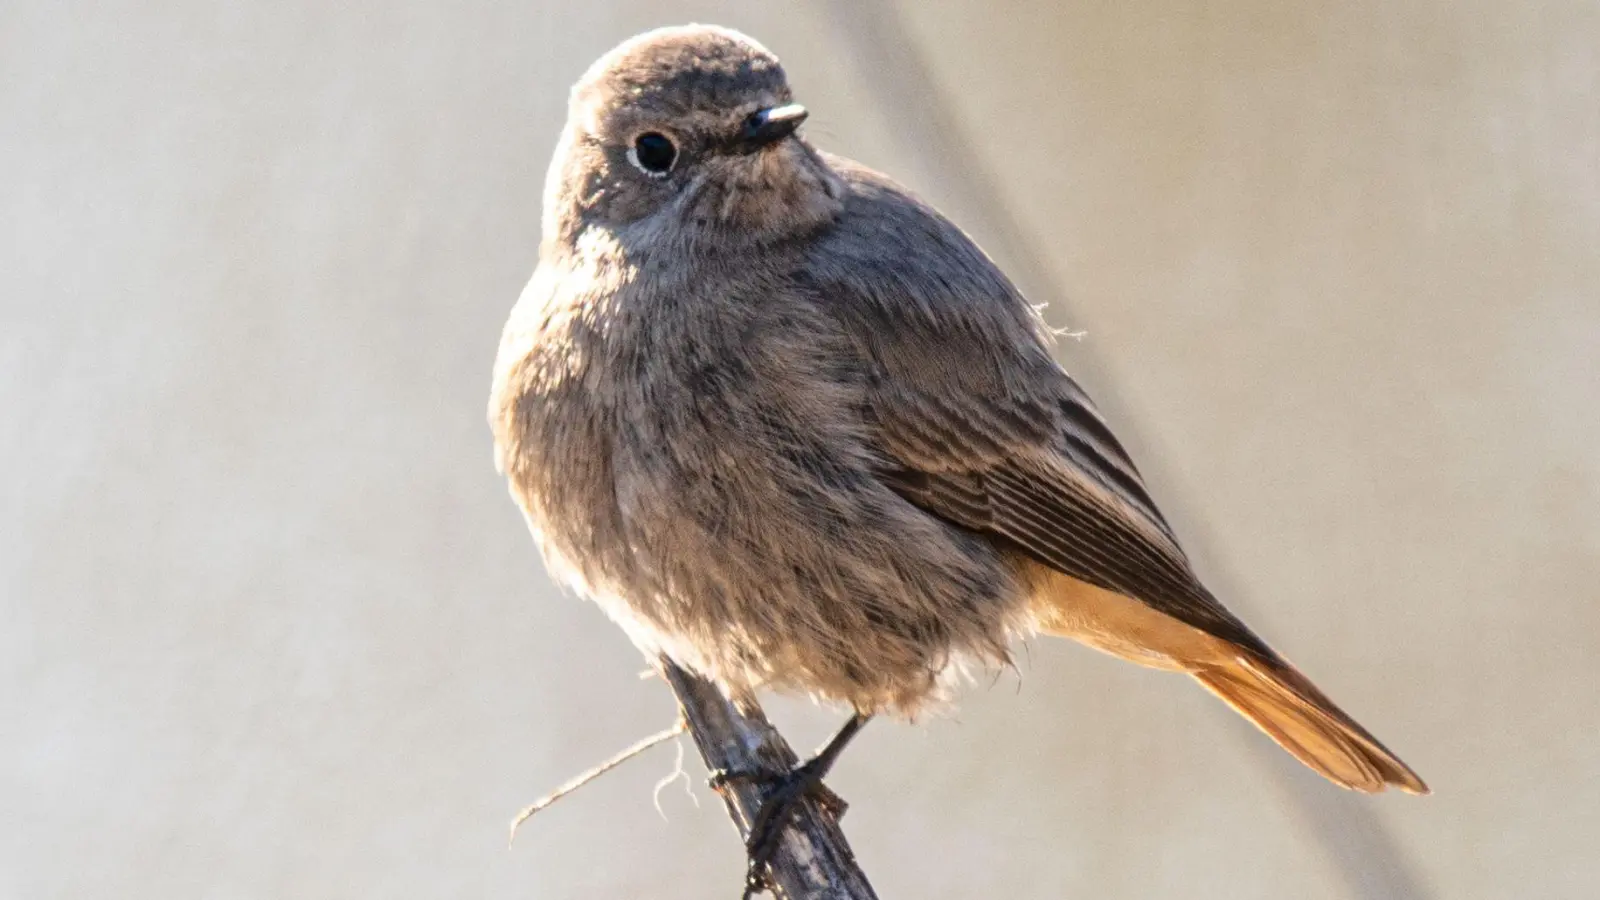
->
4;1;1596;898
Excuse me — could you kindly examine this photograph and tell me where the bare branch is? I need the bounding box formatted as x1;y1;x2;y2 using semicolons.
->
659;659;878;900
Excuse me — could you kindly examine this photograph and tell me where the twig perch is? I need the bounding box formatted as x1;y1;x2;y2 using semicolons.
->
659;658;879;900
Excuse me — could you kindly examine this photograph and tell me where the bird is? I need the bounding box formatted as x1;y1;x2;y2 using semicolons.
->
490;21;1427;891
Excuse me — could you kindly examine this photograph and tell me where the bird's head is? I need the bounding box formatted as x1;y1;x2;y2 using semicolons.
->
543;25;844;257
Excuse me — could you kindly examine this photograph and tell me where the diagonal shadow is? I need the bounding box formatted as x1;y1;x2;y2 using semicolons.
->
814;3;1436;898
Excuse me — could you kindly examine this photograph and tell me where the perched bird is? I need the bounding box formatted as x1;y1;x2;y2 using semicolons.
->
490;21;1427;886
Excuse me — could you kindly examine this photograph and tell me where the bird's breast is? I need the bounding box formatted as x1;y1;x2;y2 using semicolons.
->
491;263;1024;714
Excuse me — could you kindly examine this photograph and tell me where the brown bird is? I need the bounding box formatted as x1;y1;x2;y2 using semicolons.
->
490;21;1427;889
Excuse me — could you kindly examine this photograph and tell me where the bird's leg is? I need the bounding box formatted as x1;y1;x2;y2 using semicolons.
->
713;712;870;899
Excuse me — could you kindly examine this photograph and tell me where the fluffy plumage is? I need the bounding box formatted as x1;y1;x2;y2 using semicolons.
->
490;24;1427;794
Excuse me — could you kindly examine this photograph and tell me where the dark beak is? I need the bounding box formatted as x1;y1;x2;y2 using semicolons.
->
736;104;808;153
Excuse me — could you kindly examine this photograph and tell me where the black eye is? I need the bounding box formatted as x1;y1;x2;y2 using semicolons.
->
630;132;677;176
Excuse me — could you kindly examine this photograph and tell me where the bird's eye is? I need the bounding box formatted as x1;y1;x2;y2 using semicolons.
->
628;132;677;177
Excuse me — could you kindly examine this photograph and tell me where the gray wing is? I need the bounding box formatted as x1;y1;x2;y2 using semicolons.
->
808;158;1273;657
870;376;1274;658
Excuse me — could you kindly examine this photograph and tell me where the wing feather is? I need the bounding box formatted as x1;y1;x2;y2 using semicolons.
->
810;157;1272;657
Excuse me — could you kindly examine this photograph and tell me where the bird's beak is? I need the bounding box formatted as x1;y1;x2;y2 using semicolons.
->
736;104;809;153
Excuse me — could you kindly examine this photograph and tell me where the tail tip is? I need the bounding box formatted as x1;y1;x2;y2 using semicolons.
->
1386;767;1431;796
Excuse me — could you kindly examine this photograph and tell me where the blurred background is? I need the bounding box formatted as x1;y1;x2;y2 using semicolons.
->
4;1;1597;897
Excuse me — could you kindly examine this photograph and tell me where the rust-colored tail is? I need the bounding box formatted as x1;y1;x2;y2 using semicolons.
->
1193;653;1429;794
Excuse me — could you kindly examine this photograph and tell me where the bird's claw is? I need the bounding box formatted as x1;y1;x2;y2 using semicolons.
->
738;756;837;898
718;713;871;897
706;766;758;795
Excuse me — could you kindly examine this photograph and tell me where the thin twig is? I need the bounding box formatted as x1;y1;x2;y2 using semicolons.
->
507;719;687;847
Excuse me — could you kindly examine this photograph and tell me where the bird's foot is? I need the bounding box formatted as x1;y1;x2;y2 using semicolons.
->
711;756;839;899
707;766;847;818
708;713;870;898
